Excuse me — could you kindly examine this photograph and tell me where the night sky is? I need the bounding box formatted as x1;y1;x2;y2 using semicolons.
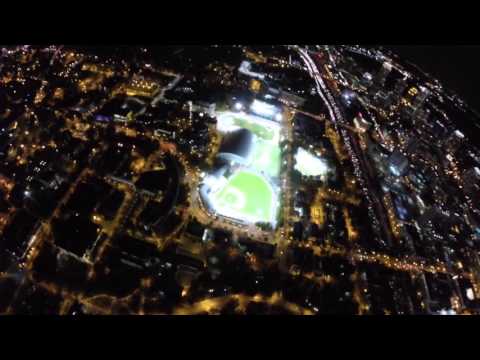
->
387;46;480;112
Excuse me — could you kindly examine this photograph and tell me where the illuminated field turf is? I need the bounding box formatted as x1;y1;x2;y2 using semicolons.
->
232;117;274;140
251;139;281;178
205;111;282;225
217;112;281;178
211;170;275;223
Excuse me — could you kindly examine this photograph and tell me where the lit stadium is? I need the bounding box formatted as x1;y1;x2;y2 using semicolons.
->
210;169;277;224
200;104;282;226
294;147;329;178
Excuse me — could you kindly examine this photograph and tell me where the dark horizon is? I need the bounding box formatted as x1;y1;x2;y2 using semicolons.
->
387;46;480;112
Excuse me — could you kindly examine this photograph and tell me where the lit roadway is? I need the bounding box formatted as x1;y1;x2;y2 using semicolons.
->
295;46;477;289
296;46;392;249
300;239;472;278
275;108;296;271
9;45;472;314
23;166;95;269
173;291;314;315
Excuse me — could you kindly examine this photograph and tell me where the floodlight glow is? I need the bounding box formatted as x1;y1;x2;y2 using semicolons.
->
467;288;475;301
234;102;243;111
454;130;465;138
207;169;278;225
294;148;328;177
275;113;283;122
440;309;456;315
250;100;277;118
389;165;401;177
205;111;282;226
363;72;373;81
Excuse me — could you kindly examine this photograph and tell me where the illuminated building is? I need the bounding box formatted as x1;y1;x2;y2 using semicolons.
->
387;150;409;177
238;61;265;80
81;63;114;77
294;147;329;180
394;77;408;99
463;167;480;194
407;86;418;99
124;76;160;98
410;86;430;111
250;79;263;93
244;50;267;64
310;204;325;227
353;115;372;133
276;89;306;108
360;72;373;88
249;99;283;122
189;100;216;117
445;130;465;153
375;62;392;88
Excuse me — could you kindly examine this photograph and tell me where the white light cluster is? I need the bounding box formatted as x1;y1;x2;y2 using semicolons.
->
250;99;277;118
294;148;328;177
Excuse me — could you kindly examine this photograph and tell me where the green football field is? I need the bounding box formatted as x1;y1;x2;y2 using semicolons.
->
212;111;282;224
233;117;275;140
229;114;281;178
251;139;281;178
212;170;274;223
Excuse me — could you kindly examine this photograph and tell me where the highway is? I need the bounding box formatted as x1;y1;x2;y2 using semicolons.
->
275;108;296;272
296;46;392;250
293;47;478;309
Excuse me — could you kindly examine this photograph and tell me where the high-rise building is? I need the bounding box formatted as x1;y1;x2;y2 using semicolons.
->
394;77;408;99
387;150;409;177
411;86;431;112
368;63;392;97
463;167;480;193
445;130;465;153
360;72;373;88
375;62;393;88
